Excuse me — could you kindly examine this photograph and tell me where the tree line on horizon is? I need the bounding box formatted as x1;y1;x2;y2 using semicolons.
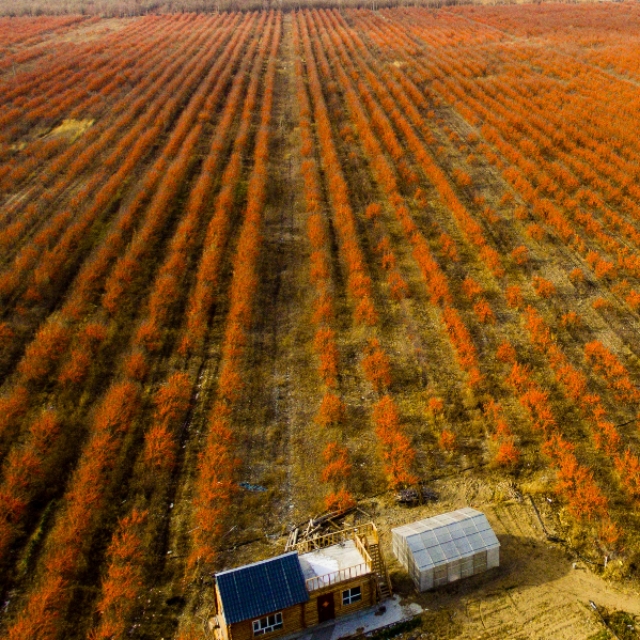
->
0;0;482;18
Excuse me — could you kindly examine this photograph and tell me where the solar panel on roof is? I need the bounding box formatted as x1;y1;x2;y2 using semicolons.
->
216;552;309;624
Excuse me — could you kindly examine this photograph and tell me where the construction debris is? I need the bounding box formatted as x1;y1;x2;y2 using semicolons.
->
395;485;438;506
285;504;358;551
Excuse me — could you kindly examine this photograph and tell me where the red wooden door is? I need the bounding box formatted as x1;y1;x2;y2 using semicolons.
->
317;593;335;623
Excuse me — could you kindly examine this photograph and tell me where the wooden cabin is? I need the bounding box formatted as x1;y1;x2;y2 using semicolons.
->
212;523;391;640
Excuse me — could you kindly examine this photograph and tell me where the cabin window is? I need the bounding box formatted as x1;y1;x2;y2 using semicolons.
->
342;586;362;606
252;612;283;635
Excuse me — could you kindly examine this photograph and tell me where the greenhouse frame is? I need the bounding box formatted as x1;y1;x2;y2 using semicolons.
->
391;507;500;591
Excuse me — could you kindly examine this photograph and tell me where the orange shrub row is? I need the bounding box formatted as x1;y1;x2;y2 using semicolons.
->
323;8;504;280
5;381;142;640
100;20;256;317
134;19;264;355
293;15;353;509
90;371;192;637
179;14;269;356
302;11;416;489
505;360;611;524
0;16;239;311
585;340;640;404
0;17;182;196
522;307;640;503
91;509;149;640
314;9;486;387
189;12;281;574
0;23;254;544
300;11;377;327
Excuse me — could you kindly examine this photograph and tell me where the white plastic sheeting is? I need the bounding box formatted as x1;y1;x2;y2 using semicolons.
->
391;508;500;591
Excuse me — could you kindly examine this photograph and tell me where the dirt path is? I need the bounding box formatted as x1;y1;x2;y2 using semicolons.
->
451;500;640;639
234;10;301;535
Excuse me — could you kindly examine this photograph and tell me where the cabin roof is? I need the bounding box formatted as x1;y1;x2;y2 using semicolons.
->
391;508;499;570
216;551;309;624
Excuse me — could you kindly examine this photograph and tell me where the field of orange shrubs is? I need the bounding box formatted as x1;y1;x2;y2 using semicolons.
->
2;3;640;637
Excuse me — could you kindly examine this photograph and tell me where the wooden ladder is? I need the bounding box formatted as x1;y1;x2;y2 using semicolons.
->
368;543;392;601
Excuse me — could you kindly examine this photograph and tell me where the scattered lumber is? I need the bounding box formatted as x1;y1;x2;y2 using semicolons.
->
395;485;438;506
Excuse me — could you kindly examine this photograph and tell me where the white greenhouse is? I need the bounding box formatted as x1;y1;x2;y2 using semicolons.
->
391;507;499;591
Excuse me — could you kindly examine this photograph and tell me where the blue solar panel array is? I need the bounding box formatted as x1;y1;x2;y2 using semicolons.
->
216;552;309;624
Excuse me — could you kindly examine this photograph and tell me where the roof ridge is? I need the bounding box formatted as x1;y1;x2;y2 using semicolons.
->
215;550;299;577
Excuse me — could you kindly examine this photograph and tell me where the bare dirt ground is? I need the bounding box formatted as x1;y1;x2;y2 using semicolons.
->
427;504;640;638
370;482;640;640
